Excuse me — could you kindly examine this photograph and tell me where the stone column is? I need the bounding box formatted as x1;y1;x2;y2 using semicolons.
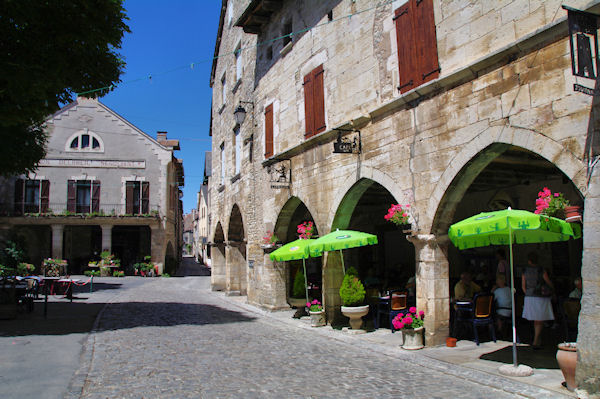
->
50;224;64;259
101;225;113;253
577;166;600;394
258;250;288;310
211;243;226;291
225;242;246;296
407;234;450;347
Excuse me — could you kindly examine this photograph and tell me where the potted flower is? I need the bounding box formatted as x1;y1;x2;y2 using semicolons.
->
534;187;574;220
288;269;307;309
16;262;35;276
384;204;411;230
339;267;368;331
392;307;425;350
260;231;280;251
297;221;314;240
307;299;325;327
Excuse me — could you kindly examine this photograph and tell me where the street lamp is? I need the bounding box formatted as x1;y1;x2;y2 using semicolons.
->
234;104;246;125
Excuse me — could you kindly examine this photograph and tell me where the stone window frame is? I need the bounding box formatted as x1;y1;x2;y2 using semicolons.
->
65;129;105;153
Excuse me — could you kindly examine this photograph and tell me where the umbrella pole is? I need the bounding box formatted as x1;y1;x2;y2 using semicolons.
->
509;224;518;368
303;259;309;304
339;250;345;275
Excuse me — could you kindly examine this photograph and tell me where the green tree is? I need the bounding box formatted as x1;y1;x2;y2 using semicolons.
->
0;0;130;176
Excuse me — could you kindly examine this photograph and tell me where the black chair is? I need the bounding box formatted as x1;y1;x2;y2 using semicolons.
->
456;293;497;345
373;291;389;329
388;291;408;333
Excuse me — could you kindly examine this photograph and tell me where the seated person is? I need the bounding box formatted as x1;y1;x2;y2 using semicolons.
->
454;272;481;301
569;277;582;299
493;274;512;335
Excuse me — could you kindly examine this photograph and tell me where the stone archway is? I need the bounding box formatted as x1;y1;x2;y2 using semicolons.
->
226;204;247;295
211;222;226;291
423;133;587;347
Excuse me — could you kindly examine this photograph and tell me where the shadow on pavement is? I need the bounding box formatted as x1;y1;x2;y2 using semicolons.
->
0;301;255;337
479;345;559;369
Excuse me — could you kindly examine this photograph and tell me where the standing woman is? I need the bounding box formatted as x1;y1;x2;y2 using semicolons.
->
522;252;554;348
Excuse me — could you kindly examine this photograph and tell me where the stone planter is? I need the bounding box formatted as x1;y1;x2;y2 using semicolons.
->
564;206;582;223
341;305;369;330
260;243;281;254
556;342;577;391
309;310;326;327
288;297;306;309
401;327;424;350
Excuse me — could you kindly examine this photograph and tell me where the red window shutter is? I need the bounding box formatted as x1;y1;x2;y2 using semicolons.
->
67;180;76;212
40;180;50;213
92;181;101;213
303;72;315;137
414;0;440;85
142;182;150;214
313;65;326;134
394;2;418;93
14;179;24;214
264;104;274;158
126;182;134;214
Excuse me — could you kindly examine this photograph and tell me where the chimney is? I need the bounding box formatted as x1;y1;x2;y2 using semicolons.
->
157;131;167;141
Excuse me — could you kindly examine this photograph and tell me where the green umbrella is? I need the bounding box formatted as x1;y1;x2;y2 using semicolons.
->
309;229;378;275
448;208;581;370
270;238;316;304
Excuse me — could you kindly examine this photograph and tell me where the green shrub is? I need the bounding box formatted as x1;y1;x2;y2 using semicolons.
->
84;270;100;277
112;270;124;277
339;271;365;306
345;266;358;276
292;270;306;298
161;273;170;278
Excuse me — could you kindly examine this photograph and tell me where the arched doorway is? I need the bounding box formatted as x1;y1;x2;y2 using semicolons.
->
226;204;247;295
433;144;583;347
274;196;321;305
327;178;415;326
211;222;226;291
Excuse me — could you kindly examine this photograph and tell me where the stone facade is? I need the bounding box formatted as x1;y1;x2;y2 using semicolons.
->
0;97;184;274
209;1;600;392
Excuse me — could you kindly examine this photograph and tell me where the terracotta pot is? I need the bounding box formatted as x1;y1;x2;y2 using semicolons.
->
556;343;577;391
564;206;582;223
309;310;326;327
446;337;457;347
341;305;369;330
402;327;424;350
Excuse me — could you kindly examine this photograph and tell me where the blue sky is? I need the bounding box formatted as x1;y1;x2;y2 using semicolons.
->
102;0;222;214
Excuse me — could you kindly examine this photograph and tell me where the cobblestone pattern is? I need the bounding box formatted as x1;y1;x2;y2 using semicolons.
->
70;276;530;399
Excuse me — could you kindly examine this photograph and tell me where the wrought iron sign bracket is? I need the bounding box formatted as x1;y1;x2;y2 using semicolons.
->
333;128;361;154
267;159;292;189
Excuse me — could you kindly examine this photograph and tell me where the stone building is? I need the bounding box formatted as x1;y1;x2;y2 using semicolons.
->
194;152;212;265
183;211;195;256
0;97;184;275
209;0;600;392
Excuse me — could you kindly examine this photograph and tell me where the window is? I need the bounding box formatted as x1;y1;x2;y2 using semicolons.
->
126;181;149;215
282;20;293;47
303;64;326;138
67;180;100;213
235;44;243;82
227;0;233;26
234;127;241;175
220;143;225;186
14;179;49;214
221;74;227;105
66;130;103;151
264;103;274;158
394;0;440;94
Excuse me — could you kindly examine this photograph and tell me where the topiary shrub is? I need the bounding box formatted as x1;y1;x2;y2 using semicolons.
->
292;270;306;298
339;270;365;306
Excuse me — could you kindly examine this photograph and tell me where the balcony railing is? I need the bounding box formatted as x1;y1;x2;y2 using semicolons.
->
2;202;161;218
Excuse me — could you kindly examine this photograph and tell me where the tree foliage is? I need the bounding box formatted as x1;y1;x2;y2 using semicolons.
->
0;0;130;176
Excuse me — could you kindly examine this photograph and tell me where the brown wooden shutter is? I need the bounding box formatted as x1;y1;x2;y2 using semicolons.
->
303;72;315;137
313;65;326;134
40;180;50;213
394;2;418;93
142;182;150;214
14;179;24;214
91;181;100;213
414;0;440;85
67;180;76;212
264;104;274;158
125;182;134;214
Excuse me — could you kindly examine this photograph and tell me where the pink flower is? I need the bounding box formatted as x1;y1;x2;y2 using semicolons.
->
419;310;425;318
409;306;416;313
554;193;559;197
403;316;413;325
306;302;311;308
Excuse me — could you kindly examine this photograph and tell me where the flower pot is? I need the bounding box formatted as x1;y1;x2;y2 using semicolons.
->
446;337;457;347
341;305;369;330
565;206;582;223
288;297;306;309
556;342;577;391
402;326;424;350
309;310;326;327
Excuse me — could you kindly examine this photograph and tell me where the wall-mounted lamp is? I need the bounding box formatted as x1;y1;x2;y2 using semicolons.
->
233;100;254;125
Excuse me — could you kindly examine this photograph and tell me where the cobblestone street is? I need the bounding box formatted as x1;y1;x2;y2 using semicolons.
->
66;265;533;399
